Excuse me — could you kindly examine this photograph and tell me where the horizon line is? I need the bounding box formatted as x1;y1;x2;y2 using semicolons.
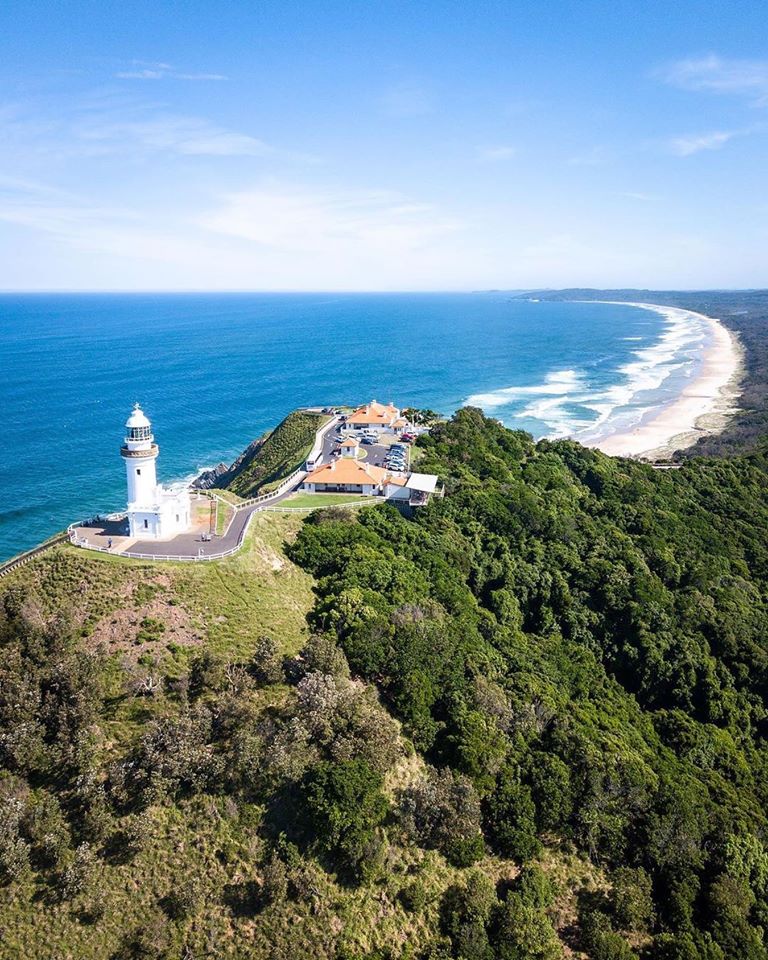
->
0;286;765;295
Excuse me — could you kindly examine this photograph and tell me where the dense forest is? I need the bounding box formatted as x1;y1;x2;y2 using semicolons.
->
3;406;768;958
520;289;768;457
283;408;768;958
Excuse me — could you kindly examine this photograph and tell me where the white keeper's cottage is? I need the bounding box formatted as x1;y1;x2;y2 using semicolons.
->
121;404;190;539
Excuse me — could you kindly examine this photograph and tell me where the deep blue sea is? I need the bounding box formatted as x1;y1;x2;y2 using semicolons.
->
0;293;712;563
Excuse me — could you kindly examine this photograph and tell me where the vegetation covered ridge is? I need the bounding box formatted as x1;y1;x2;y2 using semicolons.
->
285;407;768;959
2;409;768;959
217;409;329;498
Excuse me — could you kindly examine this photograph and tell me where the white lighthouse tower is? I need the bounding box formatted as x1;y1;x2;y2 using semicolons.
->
121;404;190;539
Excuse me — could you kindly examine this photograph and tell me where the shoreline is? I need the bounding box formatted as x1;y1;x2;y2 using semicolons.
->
586;302;744;460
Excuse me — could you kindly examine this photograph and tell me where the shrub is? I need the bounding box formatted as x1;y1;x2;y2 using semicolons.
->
400;766;484;867
60;842;97;900
164;874;203;919
483;769;541;862
301;759;388;880
260;851;289;906
610;866;655;932
251;636;284;685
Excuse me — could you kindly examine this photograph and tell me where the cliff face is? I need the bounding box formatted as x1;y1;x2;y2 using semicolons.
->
190;462;230;489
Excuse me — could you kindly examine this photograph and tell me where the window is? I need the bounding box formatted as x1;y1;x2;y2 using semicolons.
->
136;469;141;475
143;519;148;529
175;514;179;522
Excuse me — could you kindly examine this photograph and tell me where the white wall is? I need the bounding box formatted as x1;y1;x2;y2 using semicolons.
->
125;453;158;507
303;482;379;495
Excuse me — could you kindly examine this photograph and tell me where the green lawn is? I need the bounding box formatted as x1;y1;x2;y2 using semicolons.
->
211;488;245;505
214;498;234;534
279;492;379;509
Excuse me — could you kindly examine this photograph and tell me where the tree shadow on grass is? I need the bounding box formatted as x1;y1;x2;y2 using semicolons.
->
223;879;263;917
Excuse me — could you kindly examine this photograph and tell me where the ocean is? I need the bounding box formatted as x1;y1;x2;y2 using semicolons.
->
0;293;712;563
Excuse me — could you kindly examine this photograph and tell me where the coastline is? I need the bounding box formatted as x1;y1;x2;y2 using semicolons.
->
587;302;744;460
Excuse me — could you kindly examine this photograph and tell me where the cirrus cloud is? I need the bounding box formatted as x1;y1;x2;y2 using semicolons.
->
668;130;738;156
115;60;227;82
660;54;768;105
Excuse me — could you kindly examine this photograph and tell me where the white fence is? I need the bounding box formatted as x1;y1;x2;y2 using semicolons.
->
0;533;68;579
304;414;340;468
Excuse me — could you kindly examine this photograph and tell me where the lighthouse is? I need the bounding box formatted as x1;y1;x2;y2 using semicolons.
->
121;404;190;539
122;404;158;508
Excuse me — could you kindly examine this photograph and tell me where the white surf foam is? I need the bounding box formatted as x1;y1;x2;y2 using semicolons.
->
465;369;584;409
465;370;592;438
573;304;709;443
462;303;711;443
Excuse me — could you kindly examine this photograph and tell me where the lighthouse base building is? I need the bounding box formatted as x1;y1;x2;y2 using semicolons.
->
126;486;191;539
121;404;191;540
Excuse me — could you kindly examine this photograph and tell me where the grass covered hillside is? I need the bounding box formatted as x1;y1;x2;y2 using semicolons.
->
219;410;330;498
3;409;768;959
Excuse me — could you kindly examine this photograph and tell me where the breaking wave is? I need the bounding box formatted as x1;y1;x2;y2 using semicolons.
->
462;305;711;442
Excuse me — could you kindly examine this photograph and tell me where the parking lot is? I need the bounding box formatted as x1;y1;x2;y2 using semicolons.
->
320;424;415;473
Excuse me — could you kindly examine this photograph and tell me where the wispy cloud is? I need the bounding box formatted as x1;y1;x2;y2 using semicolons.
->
0;92;301;167
199;183;459;254
620;191;653;201
115;60;227;82
660;54;768;105
0;175;136;237
477;145;517;161
668;130;737;156
75;114;273;157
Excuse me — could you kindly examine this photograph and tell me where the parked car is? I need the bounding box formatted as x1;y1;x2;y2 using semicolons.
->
361;436;376;445
400;432;416;442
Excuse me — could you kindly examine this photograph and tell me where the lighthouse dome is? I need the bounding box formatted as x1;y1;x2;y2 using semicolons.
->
126;404;151;430
124;403;154;444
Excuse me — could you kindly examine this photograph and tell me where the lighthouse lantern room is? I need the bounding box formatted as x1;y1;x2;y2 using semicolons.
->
121;404;191;539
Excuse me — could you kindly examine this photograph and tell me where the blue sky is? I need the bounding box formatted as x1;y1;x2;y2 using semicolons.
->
0;0;766;290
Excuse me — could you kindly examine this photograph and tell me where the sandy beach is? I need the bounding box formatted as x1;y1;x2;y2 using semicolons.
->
589;303;744;460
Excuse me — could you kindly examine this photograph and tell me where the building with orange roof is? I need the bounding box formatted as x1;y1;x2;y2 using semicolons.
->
302;458;390;494
339;435;360;458
346;399;402;431
392;416;408;434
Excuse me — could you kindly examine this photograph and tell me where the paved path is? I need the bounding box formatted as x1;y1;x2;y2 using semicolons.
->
125;482;302;557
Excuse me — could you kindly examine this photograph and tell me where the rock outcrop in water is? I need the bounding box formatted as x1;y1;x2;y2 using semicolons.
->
190;462;230;489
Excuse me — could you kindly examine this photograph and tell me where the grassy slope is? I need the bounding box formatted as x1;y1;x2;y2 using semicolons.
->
0;512;600;960
222;411;329;498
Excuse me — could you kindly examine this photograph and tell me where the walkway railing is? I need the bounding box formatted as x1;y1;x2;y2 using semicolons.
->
0;532;68;579
232;466;308;510
65;437;318;563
